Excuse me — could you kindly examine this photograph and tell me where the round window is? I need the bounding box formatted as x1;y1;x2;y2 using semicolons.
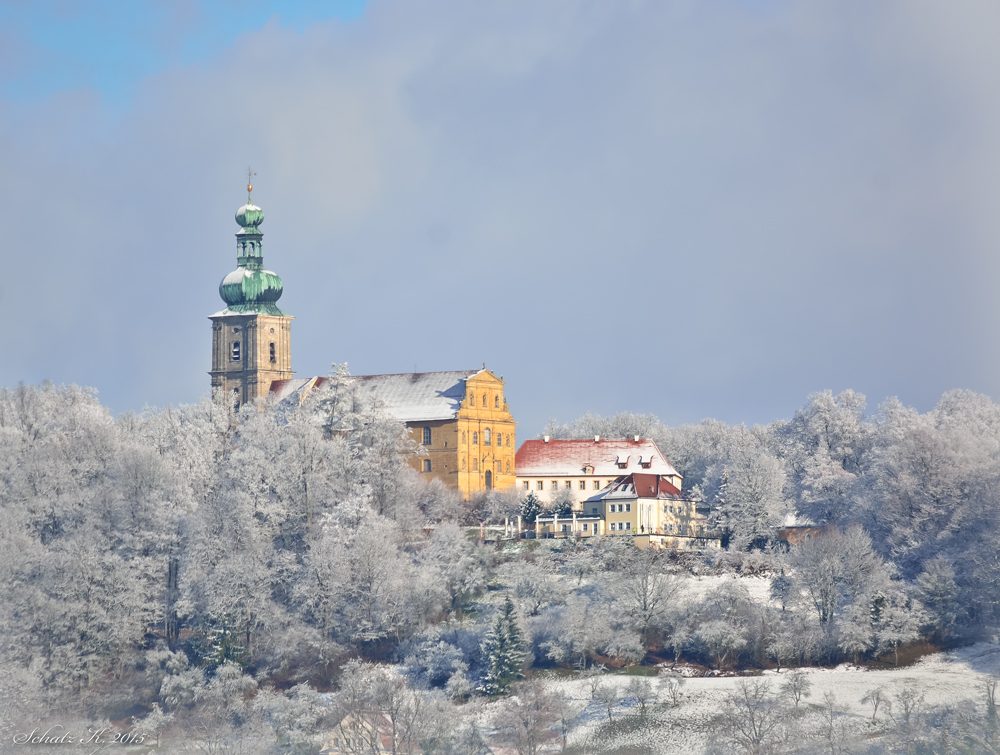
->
269;328;275;334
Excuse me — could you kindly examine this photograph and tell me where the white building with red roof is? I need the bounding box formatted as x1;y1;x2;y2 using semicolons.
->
514;436;681;508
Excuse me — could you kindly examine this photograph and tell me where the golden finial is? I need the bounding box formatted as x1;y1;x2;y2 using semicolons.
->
246;166;256;201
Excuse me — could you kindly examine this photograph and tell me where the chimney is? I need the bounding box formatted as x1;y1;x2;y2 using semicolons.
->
634;435;640;442
594;435;600;442
543;435;550;443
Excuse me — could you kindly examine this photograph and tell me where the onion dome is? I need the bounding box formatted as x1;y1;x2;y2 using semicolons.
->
216;180;289;316
235;202;264;231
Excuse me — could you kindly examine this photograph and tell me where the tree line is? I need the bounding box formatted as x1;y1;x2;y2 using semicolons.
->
1;379;999;752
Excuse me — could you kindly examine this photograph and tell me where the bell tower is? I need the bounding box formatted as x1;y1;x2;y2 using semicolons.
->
209;178;293;408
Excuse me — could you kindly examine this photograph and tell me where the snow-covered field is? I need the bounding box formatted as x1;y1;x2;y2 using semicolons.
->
537;642;1000;753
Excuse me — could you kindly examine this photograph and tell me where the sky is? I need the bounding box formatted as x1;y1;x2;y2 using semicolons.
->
2;0;1000;436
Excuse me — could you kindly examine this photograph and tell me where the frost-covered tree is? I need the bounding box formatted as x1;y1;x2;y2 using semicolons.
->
478;596;526;696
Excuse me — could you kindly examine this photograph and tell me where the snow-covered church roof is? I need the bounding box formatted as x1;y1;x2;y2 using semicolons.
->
270;370;482;423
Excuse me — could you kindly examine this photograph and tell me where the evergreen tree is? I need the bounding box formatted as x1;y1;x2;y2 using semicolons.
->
520;493;542;524
478;595;526;696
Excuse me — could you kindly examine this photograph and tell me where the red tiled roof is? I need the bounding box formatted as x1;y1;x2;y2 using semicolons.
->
514;438;679;478
585;472;690;503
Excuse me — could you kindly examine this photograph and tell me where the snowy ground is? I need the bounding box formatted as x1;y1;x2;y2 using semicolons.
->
535;642;1000;754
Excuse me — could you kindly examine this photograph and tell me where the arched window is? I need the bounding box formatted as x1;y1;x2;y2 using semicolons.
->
506;460;511;473
472;432;478;445
482;395;487;407
472;458;479;471
469;393;475;405
506;434;510;447
422;459;432;472
494;395;499;408
484;428;491;446
422;427;432;446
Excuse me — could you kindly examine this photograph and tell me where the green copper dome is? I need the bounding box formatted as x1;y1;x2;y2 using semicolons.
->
217;186;289;316
236;202;264;230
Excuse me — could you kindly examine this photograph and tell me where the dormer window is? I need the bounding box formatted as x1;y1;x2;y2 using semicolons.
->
616;454;629;469
583;464;594;474
231;342;241;361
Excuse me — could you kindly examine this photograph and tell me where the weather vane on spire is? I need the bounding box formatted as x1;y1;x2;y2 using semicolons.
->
246;166;256;202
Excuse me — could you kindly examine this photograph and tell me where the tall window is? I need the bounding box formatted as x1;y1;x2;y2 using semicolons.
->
506;435;511;447
422;459;432;472
462;432;466;444
594;481;601;489
231;342;241;361
472;458;479;471
462;458;466;470
495;461;501;473
422;427;432;445
472;432;478;445
552;481;558;490
579;481;586;490
484;429;491;445
523;481;529;490
495;395;499;408
269;342;276;363
482;395;487;407
537;481;543;491
506;460;511;473
469;393;475;405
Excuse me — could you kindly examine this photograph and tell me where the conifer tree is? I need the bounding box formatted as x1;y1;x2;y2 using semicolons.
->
479;595;526;696
520;492;542;524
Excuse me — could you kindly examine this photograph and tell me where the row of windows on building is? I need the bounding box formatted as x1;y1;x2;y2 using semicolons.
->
229;342;278;364
523;479;610;491
469;393;503;409
422;458;512;474
421;427;512;447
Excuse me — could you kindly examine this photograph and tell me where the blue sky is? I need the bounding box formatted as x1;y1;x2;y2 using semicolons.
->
0;1;366;107
2;1;1000;434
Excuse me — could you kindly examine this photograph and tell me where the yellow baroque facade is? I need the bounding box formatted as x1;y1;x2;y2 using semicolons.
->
272;367;516;498
452;369;517;495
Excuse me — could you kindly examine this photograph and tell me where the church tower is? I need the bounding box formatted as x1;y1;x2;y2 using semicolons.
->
209;181;293;408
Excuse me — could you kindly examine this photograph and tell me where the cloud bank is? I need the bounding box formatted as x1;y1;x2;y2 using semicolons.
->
3;0;1000;432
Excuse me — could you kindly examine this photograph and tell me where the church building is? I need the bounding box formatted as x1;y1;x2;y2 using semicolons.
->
209;183;515;498
270;368;516;497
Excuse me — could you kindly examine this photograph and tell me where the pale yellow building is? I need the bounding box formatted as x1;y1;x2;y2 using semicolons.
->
534;472;721;549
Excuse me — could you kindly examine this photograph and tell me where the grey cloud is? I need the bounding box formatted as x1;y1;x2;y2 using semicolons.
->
2;0;1000;433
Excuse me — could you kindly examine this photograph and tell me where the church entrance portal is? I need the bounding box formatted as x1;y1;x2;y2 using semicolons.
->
485;470;492;490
